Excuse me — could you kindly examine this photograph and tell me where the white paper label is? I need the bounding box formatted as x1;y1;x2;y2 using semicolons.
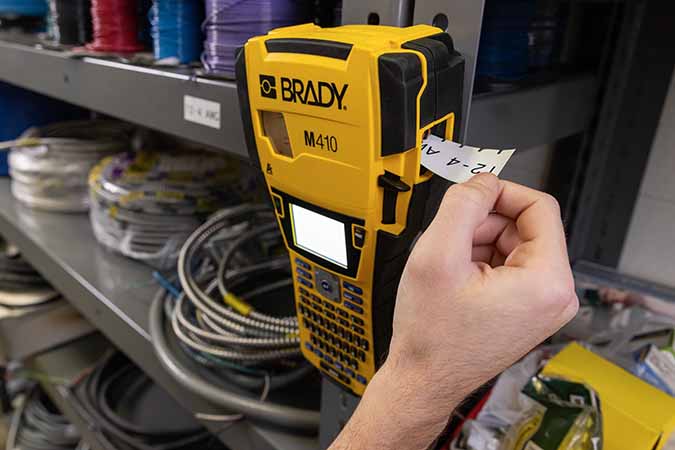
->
421;134;515;183
183;95;221;129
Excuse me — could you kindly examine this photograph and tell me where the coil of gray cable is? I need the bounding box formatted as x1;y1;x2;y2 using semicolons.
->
8;120;134;212
89;150;244;269
0;236;59;307
7;387;81;450
149;205;320;431
176;206;299;359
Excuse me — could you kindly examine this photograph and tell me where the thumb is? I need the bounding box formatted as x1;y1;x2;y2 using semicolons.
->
427;173;502;260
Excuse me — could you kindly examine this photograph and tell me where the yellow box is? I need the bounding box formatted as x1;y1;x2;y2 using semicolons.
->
542;342;675;450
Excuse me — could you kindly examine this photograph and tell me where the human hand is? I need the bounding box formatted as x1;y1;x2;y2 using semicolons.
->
387;173;578;401
329;174;578;450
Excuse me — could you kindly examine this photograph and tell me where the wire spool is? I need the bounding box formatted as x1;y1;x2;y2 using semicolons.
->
202;0;308;77
150;0;204;65
7;387;81;450
148;206;320;431
312;0;342;27
87;0;145;53
0;237;59;308
48;0;92;46
88;150;242;270
0;0;48;17
8;120;134;213
136;0;153;48
176;206;302;364
528;0;561;70
76;352;227;450
476;0;536;85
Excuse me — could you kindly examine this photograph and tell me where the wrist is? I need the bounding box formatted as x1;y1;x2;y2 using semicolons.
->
379;346;474;409
329;360;463;450
372;357;465;424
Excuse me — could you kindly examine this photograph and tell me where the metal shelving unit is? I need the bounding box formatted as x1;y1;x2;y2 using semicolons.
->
0;0;670;447
0;179;317;450
0;2;606;447
0;37;595;154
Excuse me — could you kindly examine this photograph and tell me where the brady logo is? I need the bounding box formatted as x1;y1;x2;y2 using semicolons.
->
258;74;348;110
259;75;277;99
280;77;348;110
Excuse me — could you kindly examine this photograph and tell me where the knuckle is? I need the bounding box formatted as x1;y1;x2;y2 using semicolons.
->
540;193;561;215
446;183;489;209
404;252;427;278
405;239;452;281
404;246;433;279
541;275;576;313
562;294;580;322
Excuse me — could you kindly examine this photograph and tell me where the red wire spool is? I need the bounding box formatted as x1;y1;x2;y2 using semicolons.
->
87;0;144;53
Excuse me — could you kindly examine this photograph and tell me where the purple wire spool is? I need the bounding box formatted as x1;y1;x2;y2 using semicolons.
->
202;0;308;78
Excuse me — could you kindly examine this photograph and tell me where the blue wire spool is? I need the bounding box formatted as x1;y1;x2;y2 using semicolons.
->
150;0;204;64
477;0;536;82
0;0;48;16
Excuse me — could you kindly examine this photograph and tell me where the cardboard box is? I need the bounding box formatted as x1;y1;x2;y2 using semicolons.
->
542;343;675;450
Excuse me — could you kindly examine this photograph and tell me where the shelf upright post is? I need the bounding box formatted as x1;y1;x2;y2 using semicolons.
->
567;0;675;267
341;0;414;26
413;0;486;143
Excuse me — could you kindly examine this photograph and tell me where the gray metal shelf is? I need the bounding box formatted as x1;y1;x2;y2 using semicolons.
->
0;37;246;158
0;179;318;450
0;37;595;154
468;75;597;149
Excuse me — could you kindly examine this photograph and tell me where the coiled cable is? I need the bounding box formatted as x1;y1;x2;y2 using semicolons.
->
0;236;59;307
177;206;298;347
48;0;92;46
8;120;133;212
7;386;81;450
88;150;241;269
150;291;320;431
150;0;204;64
87;0;144;53
202;0;308;77
149;206;320;430
174;206;301;363
76;352;227;450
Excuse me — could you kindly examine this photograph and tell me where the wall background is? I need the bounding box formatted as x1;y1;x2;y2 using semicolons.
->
619;75;675;287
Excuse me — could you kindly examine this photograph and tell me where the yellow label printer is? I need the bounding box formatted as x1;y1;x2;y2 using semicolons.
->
236;24;464;395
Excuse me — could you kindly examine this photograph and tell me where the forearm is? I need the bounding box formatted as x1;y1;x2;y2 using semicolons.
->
329;362;463;450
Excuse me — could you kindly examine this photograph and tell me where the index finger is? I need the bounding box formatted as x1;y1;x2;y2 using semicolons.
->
494;180;568;268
